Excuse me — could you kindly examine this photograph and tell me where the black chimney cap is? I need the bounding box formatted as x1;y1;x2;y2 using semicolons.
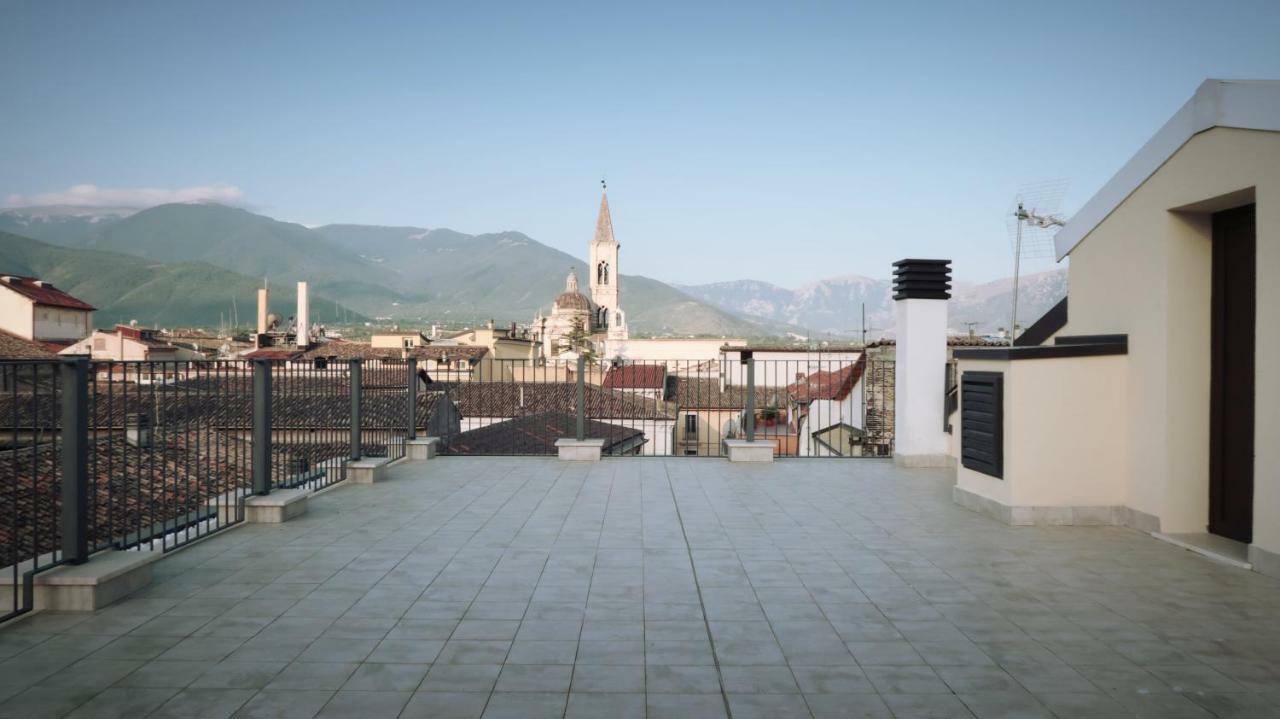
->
892;259;952;300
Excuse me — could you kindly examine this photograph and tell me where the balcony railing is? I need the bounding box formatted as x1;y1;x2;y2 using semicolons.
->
2;352;893;624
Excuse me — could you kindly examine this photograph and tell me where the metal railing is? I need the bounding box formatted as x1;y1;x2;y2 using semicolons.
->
1;349;894;623
429;355;892;459
2;360;70;624
87;360;254;553
0;355;416;624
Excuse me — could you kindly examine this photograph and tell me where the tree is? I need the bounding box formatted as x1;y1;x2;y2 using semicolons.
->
558;316;597;362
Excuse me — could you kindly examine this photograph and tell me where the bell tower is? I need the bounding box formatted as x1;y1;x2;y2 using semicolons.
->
588;181;622;335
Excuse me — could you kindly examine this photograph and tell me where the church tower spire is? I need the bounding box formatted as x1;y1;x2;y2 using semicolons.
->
588;181;626;340
593;181;617;246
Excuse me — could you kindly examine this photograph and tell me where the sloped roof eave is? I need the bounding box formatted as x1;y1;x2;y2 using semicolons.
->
1055;79;1280;260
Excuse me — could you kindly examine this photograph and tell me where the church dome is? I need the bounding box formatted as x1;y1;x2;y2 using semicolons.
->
553;269;592;312
555;291;592;311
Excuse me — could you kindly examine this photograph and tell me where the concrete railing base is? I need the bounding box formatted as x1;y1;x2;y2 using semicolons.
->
406;437;439;461
724;439;773;463
212;488;310;524
242;489;310;524
349;457;394;484
0;550;160;612
556;438;605;461
894;453;954;468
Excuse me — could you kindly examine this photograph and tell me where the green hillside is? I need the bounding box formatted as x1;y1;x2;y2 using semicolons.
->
314;225;774;336
0;231;366;329
92;203;375;285
2;203;776;337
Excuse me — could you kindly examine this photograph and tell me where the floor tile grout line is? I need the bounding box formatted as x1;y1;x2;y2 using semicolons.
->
661;458;737;719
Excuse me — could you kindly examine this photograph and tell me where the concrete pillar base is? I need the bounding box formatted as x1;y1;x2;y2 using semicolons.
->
724;439;774;463
241;489;309;523
555;438;605;461
406;437;439;461
0;550;160;612
349;457;394;484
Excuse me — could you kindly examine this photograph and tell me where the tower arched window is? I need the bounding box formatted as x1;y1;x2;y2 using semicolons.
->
597;261;609;285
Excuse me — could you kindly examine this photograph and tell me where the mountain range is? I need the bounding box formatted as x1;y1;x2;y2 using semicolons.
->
676;269;1067;336
0;203;774;336
0;202;1066;337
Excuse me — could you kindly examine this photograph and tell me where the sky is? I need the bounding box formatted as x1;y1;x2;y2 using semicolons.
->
2;1;1278;287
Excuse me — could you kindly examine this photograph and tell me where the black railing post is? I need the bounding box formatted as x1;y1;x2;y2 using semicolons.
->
251;359;272;496
59;358;89;564
575;355;585;441
745;356;756;442
407;358;417;441
350;359;363;460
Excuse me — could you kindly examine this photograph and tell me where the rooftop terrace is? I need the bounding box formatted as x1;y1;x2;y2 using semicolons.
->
2;457;1279;718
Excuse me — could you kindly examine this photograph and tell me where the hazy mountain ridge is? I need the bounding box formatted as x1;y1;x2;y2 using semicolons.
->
4;201;1062;337
679;270;1068;335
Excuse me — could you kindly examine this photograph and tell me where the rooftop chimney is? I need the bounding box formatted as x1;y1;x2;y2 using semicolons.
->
891;258;952;468
296;281;310;348
257;288;269;336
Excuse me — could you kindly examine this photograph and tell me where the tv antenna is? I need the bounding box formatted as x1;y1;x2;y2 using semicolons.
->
1006;179;1068;345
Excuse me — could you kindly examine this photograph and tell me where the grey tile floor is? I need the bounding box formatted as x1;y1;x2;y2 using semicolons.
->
2;457;1280;718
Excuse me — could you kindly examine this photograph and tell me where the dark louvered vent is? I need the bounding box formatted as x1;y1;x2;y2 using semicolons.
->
961;371;1003;478
892;259;952;300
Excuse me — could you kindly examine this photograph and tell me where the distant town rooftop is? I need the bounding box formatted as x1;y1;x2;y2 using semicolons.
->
0;275;95;311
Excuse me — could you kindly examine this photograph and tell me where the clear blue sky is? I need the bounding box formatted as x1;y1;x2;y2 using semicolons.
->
3;1;1278;286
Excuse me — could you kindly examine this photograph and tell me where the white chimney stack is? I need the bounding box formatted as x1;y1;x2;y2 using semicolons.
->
891;259;953;468
257;288;269;336
296;281;310;348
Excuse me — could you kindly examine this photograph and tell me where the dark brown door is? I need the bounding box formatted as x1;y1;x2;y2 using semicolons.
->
1209;204;1255;543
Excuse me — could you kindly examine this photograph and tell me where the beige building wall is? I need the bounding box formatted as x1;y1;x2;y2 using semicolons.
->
674;408;737;456
0;292;34;339
33;306;91;342
954;355;1130;512
1065;127;1279;552
371;333;426;349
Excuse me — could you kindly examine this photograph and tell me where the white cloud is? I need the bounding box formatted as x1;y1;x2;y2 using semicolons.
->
3;183;245;209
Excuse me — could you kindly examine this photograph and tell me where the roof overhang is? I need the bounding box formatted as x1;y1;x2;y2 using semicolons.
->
1055;79;1280;260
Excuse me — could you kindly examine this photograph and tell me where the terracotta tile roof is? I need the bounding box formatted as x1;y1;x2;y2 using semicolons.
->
602;364;667;390
0;329;57;359
0;385;448;431
0;432;252;567
437;381;676;420
443;411;642;456
0;276;95;310
299;342;488;362
0;431;408;568
671;378;789;410
787;358;862;403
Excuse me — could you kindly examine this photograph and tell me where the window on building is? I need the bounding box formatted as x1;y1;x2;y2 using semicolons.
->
684;414;698;435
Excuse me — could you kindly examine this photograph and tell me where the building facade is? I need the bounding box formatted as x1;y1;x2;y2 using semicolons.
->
950;80;1280;577
0;275;94;350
